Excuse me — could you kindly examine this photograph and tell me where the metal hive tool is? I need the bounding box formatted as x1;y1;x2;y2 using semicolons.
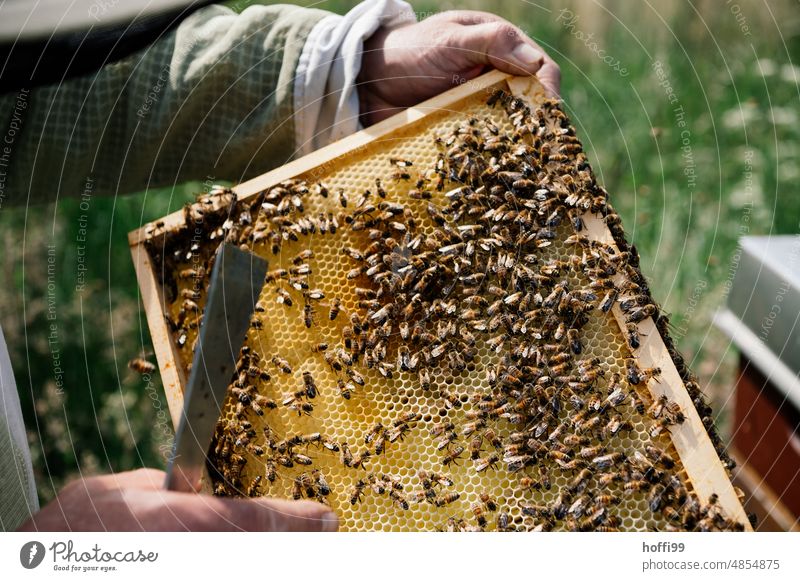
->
130;71;751;531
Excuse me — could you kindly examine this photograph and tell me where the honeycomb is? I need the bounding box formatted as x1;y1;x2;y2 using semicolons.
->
142;81;747;531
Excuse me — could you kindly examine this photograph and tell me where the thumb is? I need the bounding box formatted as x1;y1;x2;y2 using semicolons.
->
232;497;339;532
448;21;545;76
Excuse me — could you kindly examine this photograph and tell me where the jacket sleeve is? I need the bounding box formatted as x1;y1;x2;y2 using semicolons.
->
0;3;329;205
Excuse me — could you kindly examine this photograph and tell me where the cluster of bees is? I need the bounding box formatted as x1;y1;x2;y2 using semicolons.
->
148;87;747;531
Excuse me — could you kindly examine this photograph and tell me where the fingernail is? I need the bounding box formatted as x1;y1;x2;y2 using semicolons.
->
511;43;543;66
321;511;339;532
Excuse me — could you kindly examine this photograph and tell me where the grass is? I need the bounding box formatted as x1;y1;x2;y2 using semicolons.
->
0;0;797;504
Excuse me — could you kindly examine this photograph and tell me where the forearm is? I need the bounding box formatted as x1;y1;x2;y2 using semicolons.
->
0;3;328;205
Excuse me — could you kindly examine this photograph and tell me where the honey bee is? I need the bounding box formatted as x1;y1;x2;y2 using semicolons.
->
179;267;205;280
662;506;681;522
625;323;641;349
442;445;465;466
645;444;676;468
302;371;317;398
245;475;262;497
292;453;313;466
648;394;670;419
428;471;454;488
302;303;314;328
626;304;656;323
295;432;321;447
665;398;685;422
471;503;487;528
128;357;156;374
390;489;410;510
180;288;201;301
265;268;288;283
286;399;314;416
569;468;594;494
324;351;342;371
292;478;303;500
408;489;433;504
350;479;367;505
275;287;293;306
351;449;371;469
263;459;277;483
311;342;329;353
394;411;421;425
579;445;603;459
250;394;277;416
623;480;650;493
578;368;605;386
423;418;452;437
434;492;461;507
441;389;462;409
386;423;410;443
592;452;625;470
496;512;511;531
469;434;484;460
390;157;413;167
602;415;633;439
598;289;618;313
346;266;363;280
365;423;384;445
566;328;582;355
341;369;363;388
271;356;292;374
311;470;330;496
626;359;661;385
325;297;342;321
474;452;500;473
321;437;340;452
480;492;498;512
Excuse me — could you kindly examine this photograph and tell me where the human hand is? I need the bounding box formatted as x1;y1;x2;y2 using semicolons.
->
17;468;338;532
358;10;560;125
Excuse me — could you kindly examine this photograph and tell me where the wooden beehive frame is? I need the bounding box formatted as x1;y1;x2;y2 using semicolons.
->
129;70;750;529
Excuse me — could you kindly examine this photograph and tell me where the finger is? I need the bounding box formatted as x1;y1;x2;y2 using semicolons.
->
537;60;561;98
108;468;167;491
431;10;504;26
431;12;561;97
137;491;339;532
445;21;545;77
244;497;339;532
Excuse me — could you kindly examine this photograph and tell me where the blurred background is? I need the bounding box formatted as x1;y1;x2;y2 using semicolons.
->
0;0;797;512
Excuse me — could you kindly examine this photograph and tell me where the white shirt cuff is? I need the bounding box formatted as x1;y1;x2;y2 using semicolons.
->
293;0;416;157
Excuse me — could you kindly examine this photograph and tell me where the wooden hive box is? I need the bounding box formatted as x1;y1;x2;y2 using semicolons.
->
129;70;751;531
